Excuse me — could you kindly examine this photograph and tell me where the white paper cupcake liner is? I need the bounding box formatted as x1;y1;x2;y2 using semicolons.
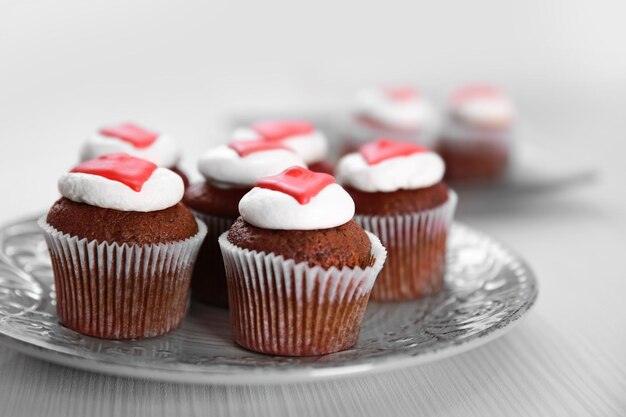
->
38;216;207;339
218;231;387;356
190;210;237;307
354;191;457;301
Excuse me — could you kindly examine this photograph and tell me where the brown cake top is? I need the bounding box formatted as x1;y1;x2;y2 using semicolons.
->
227;167;370;268
346;182;449;215
183;182;250;218
47;197;198;245
227;218;372;269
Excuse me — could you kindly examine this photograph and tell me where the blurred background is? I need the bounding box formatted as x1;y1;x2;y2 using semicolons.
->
1;0;625;220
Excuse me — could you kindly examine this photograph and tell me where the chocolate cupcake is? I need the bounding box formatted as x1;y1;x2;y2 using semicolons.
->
336;139;456;301
436;84;515;182
219;167;386;356
39;153;207;339
183;140;306;307
342;86;438;154
79;122;190;186
232;120;333;174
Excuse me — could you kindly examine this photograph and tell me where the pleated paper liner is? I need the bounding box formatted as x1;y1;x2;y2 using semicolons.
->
355;191;457;301
190;211;237;307
219;231;387;356
38;217;207;340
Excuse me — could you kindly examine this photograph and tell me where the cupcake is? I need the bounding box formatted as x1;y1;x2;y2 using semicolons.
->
336;139;456;301
232;120;333;174
436;84;515;182
183;141;306;307
218;166;386;356
79;122;190;186
343;86;438;153
39;153;207;339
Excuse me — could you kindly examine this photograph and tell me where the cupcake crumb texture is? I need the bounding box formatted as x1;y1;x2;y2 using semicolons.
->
227;218;372;269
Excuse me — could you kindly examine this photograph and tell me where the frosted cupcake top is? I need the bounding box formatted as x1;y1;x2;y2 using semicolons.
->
336;139;445;193
448;84;515;130
238;167;355;230
80;122;182;168
198;141;306;188
58;153;184;212
231;120;328;164
354;86;436;132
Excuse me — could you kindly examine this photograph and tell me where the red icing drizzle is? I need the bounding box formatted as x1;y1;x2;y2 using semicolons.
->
252;120;315;142
360;139;428;165
451;84;502;104
70;153;158;192
228;140;289;157
383;86;419;102
99;123;159;149
256;166;335;205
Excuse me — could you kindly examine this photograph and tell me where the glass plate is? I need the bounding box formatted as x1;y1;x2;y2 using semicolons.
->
0;215;537;385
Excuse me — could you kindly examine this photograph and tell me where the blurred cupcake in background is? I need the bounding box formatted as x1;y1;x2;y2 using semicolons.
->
336;139;456;301
343;86;438;153
232;120;333;174
183;140;306;307
219;166;386;356
39;153;206;339
436;84;516;182
79;122;190;186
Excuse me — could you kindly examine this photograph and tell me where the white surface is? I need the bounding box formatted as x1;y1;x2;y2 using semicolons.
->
1;0;626;415
354;87;436;131
335;150;445;192
80;131;181;168
233;127;329;165
58;167;184;212
197;145;305;187
239;184;354;230
447;86;514;130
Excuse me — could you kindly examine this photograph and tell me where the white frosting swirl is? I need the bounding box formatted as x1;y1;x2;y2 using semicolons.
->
80;132;181;167
238;184;355;230
198;145;306;187
232;127;328;164
336;151;445;192
58;168;184;212
355;87;435;131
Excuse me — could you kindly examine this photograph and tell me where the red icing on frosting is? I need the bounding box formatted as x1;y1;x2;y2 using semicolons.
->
228;140;289;157
252;121;315;142
99;123;159;149
70;153;158;192
383;86;419;102
256;166;335;205
360;139;428;165
451;84;503;104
